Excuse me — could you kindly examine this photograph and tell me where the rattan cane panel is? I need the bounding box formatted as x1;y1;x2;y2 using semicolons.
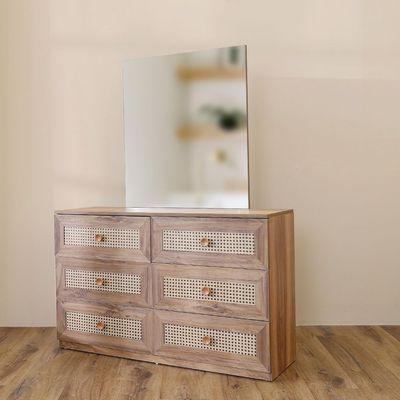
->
64;226;140;249
164;323;257;356
65;269;142;294
163;277;256;305
65;311;142;340
162;230;255;255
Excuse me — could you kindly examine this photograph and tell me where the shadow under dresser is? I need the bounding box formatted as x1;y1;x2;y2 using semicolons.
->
54;207;295;381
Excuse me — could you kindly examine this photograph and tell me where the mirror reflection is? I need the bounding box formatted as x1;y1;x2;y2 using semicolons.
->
123;45;249;208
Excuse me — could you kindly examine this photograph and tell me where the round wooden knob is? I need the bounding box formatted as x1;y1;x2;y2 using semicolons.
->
202;336;211;345
200;237;210;247
96;321;105;330
95;234;105;242
95;277;105;286
201;287;211;296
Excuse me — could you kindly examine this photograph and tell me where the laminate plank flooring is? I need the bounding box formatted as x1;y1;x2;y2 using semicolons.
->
0;327;399;400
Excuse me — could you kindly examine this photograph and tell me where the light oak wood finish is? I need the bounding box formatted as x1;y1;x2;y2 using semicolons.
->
153;310;270;380
153;263;268;320
95;321;105;330
95;233;105;242
56;257;152;309
151;216;267;268
201;286;211;295
2;327;400;399
55;214;151;263
56;311;272;380
58;339;273;381
268;211;296;379
55;207;291;218
202;335;211;345
57;301;153;355
54;208;294;381
95;277;105;286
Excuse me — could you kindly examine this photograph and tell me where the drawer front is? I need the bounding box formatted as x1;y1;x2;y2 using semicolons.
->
65;269;141;294
153;264;268;320
55;215;150;262
66;311;142;340
151;217;266;268
154;310;270;373
56;258;151;308
57;302;152;353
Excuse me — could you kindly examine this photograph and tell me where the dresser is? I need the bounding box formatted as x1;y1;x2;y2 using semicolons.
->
54;207;295;381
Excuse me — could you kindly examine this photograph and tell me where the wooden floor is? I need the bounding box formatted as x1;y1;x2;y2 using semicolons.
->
1;327;400;399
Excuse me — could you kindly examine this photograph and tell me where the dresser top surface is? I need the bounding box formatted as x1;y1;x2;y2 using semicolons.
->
55;207;292;219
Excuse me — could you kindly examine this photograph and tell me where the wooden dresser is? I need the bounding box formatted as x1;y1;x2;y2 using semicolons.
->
54;207;295;381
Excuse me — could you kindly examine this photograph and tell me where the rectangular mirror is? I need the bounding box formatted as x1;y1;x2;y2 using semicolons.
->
123;45;249;208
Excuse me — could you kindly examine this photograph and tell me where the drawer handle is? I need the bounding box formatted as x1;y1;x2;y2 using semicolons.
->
200;237;210;247
96;321;105;330
202;336;212;346
95;277;105;286
95;234;105;242
201;287;212;296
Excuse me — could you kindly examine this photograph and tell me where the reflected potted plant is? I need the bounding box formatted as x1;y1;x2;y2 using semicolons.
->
200;105;246;131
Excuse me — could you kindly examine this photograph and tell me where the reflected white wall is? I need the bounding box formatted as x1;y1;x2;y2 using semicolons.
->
124;56;188;206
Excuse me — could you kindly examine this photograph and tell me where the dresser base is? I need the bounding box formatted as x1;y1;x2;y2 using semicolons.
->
59;340;274;381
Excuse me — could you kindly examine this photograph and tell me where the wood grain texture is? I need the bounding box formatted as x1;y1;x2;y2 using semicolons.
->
55;214;151;262
53;208;294;381
382;325;400;342
59;340;272;381
57;301;153;355
57;308;272;381
55;207;292;218
268;211;296;379
311;326;400;400
56;304;272;381
151;217;266;269
2;327;400;399
153;263;268;320
56;257;152;309
153;310;270;377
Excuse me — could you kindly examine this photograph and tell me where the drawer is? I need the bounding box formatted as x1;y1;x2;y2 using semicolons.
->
56;258;151;308
153;264;268;320
57;302;152;354
151;217;266;268
55;215;150;262
154;310;270;374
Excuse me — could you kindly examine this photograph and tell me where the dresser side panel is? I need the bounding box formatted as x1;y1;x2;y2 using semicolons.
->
268;211;296;379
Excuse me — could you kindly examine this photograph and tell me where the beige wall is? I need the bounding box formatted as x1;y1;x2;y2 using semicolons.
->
1;0;399;326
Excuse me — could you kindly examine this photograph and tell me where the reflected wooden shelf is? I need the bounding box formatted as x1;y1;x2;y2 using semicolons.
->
177;126;247;141
177;67;246;81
